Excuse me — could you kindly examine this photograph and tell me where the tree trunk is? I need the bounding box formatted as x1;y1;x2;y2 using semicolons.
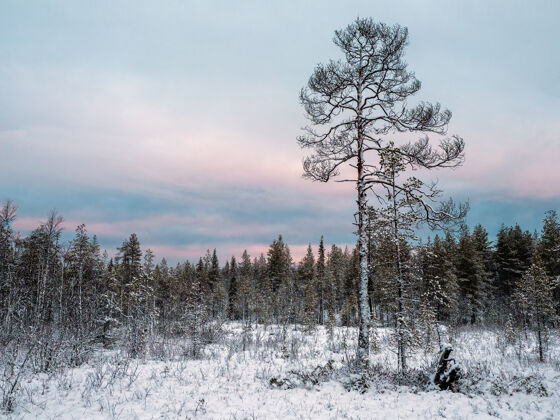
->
433;345;461;390
78;262;83;333
392;175;406;372
356;110;371;364
537;313;544;362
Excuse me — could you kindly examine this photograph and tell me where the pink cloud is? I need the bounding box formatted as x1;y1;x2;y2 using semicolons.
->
396;119;560;201
142;242;349;266
0;66;353;206
13;214;282;239
12;218;339;264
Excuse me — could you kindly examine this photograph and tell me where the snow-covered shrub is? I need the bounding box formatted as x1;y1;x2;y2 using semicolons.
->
269;360;335;390
0;339;33;413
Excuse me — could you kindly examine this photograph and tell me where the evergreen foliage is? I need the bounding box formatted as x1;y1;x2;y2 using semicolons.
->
537;210;560;313
512;255;556;361
299;244;317;329
0;198;559;372
297;17;464;365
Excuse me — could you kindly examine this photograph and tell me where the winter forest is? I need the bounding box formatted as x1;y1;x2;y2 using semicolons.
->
2;7;560;420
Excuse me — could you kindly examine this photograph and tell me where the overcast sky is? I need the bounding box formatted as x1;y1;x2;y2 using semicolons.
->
1;0;559;263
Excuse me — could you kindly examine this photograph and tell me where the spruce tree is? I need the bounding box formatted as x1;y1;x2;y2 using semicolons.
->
495;224;534;303
341;247;359;327
420;235;459;348
471;224;494;317
455;225;488;324
227;256;238;320
116;234;145;354
154;258;170;332
368;145;464;371
116;233;143;320
254;253;271;324
537;210;560;313
208;249;221;292
236;250;255;324
182;258;209;356
326;244;347;320
99;259;121;345
267;236;292;323
208;249;223;317
66;224;102;335
512;255;556;361
142;249;157;333
299;244;317;329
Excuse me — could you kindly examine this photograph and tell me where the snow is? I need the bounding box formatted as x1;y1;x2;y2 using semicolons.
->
4;324;560;419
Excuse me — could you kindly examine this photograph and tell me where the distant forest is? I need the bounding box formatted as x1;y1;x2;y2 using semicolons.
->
1;200;558;364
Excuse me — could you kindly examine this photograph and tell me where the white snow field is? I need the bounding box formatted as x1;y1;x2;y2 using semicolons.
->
3;323;560;419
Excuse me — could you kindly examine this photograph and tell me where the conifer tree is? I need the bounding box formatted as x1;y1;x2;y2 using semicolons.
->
66;224;102;335
538;211;560;275
208;249;220;292
298;17;464;365
324;266;337;334
116;234;142;320
116;233;145;354
99;259;121;345
142;249;157;332
455;226;488;324
537;210;560;313
182;258;209;355
420;235;459;348
368;211;417;371
472;224;494;273
214;280;228;320
471;224;494;316
208;249;222;317
194;257;208;304
299;244;317;329
326;244;347;318
254;254;271;324
227;256;238;320
154;258;170;332
369;145;464;370
267;236;293;322
236;250;255;324
267;236;291;292
495;224;534;303
512;255;556;361
173;261;195;330
341;247;359;327
316;237;327;325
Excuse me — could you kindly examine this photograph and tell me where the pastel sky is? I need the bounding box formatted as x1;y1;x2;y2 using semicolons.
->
1;0;559;264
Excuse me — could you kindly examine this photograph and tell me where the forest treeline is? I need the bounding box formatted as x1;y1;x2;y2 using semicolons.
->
0;200;558;363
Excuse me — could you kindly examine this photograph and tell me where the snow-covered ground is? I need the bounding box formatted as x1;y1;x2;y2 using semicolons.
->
3;323;560;419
